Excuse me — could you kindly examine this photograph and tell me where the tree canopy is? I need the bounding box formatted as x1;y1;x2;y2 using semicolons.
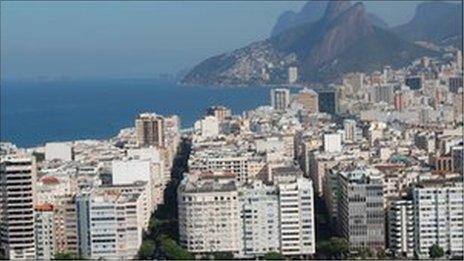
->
429;244;445;259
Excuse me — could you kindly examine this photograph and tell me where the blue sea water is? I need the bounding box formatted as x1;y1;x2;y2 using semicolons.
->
1;79;334;148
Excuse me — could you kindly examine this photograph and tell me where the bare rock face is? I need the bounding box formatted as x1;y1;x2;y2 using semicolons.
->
322;0;352;23
308;2;373;67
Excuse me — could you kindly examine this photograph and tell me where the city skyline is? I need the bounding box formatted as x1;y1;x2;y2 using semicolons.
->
0;1;463;260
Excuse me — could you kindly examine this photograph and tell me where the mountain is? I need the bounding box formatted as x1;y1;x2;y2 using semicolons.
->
270;0;388;37
270;2;433;82
271;1;327;37
366;12;389;29
182;1;437;86
393;1;463;49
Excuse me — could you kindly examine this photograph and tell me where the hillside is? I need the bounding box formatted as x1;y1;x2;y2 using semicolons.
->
393;1;463;49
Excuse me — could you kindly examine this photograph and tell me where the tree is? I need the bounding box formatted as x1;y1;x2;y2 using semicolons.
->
263;252;285;260
429;244;445;259
357;247;373;259
330;237;349;258
376;249;386;259
212;252;234;260
138;240;156;260
317;237;349;259
53;252;81;260
159;235;194;260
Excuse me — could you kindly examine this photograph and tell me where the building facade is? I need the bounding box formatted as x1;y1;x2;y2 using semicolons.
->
0;155;36;259
135;113;165;148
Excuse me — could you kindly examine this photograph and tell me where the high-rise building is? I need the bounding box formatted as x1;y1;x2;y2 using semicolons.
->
34;204;56;260
76;189;144;260
112;157;165;211
323;133;342;153
53;195;79;256
372;84;394;104
454;88;463;121
274;167;315;256
271;89;290;111
135;113;165;148
394;90;404;111
448;77;463;93
388;200;414;258
0;154;36;259
45;142;74;161
456;50;462;71
288;67;298;84
239;180;280;257
318;91;337;115
413;178;464;258
405;76;422;90
100;182;152;231
178;172;241;255
178;169;315;258
194;116;220;139
343;119;356;142
338;166;385;252
206;105;231;121
293;88;319;114
452;146;463;174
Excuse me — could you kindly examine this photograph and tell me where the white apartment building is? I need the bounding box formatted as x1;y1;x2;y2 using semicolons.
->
239;180;280;257
45;142;74;162
34;204;55;260
0;154;36;260
112;158;164;211
188;149;261;185
275;170;315;256
194;116;220;140
288;67;298;84
76;190;144;260
323;133;342;153
178;168;315;258
388;199;414;258
178;172;241;255
255;135;295;160
413;178;464;258
100;181;151;231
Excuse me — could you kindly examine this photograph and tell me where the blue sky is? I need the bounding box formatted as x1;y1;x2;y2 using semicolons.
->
0;1;450;80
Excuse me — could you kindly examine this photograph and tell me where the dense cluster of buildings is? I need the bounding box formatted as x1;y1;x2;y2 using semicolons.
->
1;48;463;260
178;49;463;259
0;113;180;259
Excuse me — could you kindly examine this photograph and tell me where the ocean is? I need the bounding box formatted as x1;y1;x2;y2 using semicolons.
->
1;79;334;148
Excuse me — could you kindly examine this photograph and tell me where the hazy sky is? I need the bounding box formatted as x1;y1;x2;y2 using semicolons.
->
0;1;450;80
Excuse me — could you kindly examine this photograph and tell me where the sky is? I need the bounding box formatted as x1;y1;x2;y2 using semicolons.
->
0;1;449;80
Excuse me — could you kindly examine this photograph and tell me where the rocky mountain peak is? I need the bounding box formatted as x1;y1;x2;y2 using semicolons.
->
308;2;372;67
323;0;352;23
